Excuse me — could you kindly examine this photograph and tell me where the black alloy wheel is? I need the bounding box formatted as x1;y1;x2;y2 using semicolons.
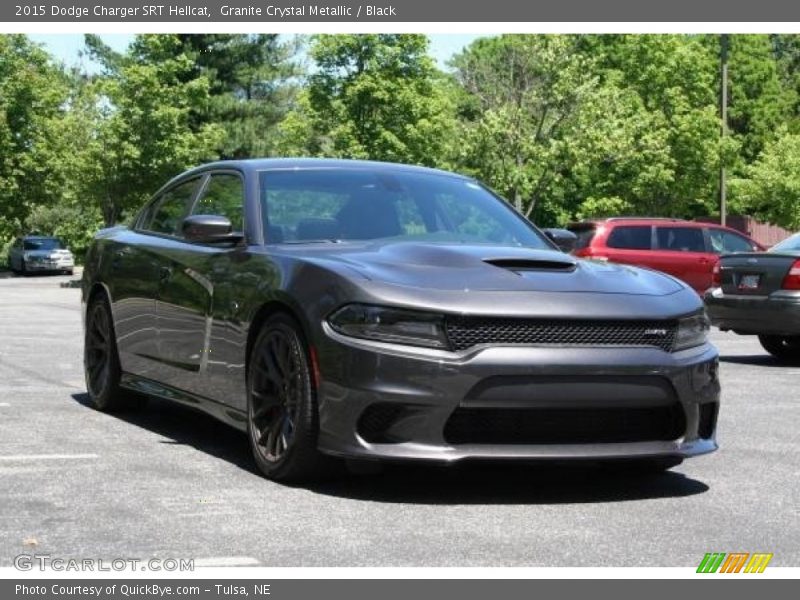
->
84;296;143;411
247;313;332;481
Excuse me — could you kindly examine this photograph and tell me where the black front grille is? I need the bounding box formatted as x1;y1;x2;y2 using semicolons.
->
445;317;677;352
443;404;686;445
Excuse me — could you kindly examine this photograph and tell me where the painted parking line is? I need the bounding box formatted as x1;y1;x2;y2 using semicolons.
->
0;403;9;407
0;453;98;461
192;557;261;567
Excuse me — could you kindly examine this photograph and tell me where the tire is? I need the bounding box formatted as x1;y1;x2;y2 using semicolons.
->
247;313;334;482
84;296;144;412
20;260;27;276
758;335;800;360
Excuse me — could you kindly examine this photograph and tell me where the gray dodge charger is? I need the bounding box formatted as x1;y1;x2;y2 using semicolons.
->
81;159;720;481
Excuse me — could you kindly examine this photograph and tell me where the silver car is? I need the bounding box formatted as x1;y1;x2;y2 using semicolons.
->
7;236;74;275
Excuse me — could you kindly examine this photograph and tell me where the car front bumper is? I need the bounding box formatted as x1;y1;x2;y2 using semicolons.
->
315;326;720;463
25;258;74;272
704;288;800;335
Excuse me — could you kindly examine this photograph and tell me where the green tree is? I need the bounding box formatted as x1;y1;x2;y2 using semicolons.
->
0;35;69;240
185;35;300;158
279;34;456;166
730;131;800;228
451;35;597;220
83;34;223;225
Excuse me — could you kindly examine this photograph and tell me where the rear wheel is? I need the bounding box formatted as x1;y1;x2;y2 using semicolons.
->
758;335;800;360
84;296;143;411
247;313;333;482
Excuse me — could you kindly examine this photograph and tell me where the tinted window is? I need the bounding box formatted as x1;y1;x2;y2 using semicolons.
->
23;238;63;250
656;227;706;252
606;226;652;250
708;229;755;253
259;169;550;249
143;178;199;236
193;173;244;231
771;232;800;252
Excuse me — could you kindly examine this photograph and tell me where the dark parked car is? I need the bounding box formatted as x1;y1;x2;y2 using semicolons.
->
705;232;800;359
7;235;75;275
569;218;764;294
82;159;720;481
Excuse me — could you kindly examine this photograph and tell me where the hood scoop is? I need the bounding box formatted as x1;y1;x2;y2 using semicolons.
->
484;258;577;274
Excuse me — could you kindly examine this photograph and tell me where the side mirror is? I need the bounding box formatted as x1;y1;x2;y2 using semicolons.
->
543;228;578;253
182;215;244;245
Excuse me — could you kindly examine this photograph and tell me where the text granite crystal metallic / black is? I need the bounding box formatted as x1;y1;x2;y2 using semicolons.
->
81;158;720;481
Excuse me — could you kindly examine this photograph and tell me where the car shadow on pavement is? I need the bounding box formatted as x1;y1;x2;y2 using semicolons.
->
719;354;800;367
71;392;709;505
71;392;261;476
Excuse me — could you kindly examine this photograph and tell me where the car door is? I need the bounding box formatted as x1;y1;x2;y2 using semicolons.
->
650;226;711;292
154;170;247;403
112;177;202;379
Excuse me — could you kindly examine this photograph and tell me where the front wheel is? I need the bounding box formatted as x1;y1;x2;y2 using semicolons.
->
758;335;800;360
247;313;334;482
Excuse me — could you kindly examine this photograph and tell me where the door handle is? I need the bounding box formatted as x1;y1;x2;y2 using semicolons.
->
159;266;172;282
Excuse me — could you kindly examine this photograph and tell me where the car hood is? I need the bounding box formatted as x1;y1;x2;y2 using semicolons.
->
290;241;684;296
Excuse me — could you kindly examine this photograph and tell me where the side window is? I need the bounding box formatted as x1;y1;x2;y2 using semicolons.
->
606;226;652;250
655;227;706;252
192;173;244;232
142;178;199;236
709;229;755;253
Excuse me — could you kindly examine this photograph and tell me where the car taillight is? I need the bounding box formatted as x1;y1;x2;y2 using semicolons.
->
711;261;721;287
782;260;800;290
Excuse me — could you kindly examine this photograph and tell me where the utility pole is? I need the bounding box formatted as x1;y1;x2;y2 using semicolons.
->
720;33;729;227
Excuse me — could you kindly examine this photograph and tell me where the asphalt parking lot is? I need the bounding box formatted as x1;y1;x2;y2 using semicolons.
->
0;271;798;568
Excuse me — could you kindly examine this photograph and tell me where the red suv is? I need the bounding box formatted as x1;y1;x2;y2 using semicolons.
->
568;218;765;294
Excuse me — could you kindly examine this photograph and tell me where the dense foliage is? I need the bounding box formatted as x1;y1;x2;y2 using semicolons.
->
2;33;800;264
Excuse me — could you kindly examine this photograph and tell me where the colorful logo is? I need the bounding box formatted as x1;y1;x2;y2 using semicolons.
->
697;553;773;573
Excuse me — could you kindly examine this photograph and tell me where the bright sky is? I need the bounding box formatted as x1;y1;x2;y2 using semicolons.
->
28;34;484;72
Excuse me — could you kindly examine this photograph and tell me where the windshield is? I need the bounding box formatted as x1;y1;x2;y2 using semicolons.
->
259;168;551;249
770;232;800;253
24;238;63;251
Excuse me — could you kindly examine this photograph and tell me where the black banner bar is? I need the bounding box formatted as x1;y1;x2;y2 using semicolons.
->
2;579;797;600
4;0;800;22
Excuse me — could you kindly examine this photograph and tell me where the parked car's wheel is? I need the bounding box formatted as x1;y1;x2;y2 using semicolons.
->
84;296;143;411
758;335;800;360
247;313;333;482
19;260;27;275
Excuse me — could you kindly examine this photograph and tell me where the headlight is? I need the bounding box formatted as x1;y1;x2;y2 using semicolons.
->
674;311;710;351
328;304;449;349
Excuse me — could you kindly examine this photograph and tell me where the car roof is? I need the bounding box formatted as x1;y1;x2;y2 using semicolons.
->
178;158;472;181
569;218;741;230
22;235;59;240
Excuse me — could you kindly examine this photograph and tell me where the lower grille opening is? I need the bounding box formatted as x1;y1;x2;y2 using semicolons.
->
357;404;414;444
698;402;718;439
443;404;686;445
